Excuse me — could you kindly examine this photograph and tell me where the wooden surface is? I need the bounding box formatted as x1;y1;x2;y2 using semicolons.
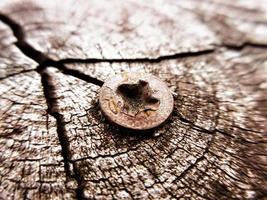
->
0;0;267;199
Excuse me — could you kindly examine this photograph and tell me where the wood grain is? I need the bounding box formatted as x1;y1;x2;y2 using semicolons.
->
0;0;267;199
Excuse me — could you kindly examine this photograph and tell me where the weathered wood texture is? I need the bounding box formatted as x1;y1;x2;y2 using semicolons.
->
0;0;267;199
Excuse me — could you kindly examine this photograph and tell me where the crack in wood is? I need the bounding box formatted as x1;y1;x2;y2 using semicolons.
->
0;12;104;87
57;49;215;65
222;43;267;50
0;69;35;81
50;63;104;87
40;70;86;200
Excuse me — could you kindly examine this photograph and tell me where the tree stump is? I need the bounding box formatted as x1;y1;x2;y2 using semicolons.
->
0;0;267;199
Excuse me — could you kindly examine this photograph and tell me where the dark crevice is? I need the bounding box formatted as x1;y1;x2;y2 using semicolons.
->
0;13;25;41
0;69;35;81
0;12;50;65
0;12;103;87
171;134;215;186
172;138;212;184
51;63;104;86
173;111;215;135
51;43;267;65
57;49;215;64
15;41;51;65
40;70;86;200
40;71;71;175
222;42;267;50
174;111;266;145
72;164;86;200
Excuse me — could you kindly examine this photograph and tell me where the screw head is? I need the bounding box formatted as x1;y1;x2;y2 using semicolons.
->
99;72;174;130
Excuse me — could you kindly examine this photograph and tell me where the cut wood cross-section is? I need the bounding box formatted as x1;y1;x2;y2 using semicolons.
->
0;0;267;199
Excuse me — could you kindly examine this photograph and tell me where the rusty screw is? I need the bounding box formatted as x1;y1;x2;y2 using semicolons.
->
99;72;174;130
